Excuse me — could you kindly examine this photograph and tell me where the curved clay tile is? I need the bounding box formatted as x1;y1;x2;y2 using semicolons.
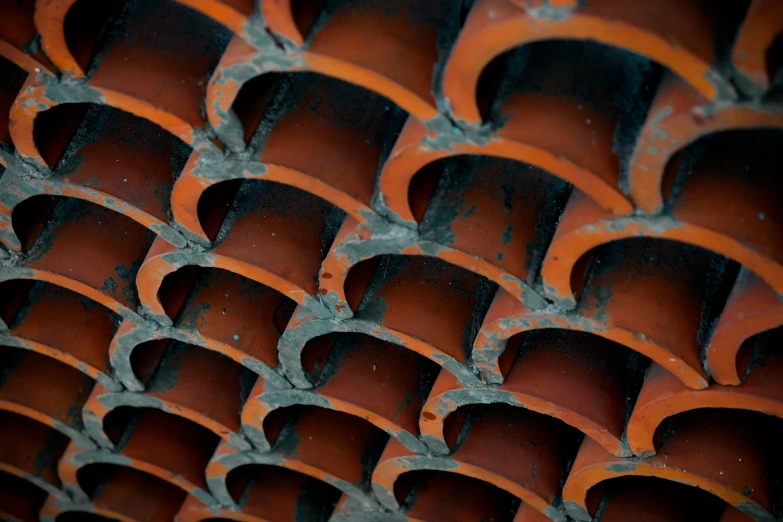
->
207;59;398;158
278;256;491;388
0;348;96;449
0;470;48;522
39;467;187;522
34;0;116;78
212;0;449;134
82;346;253;451
0;281;120;390
626;355;783;457
422;329;641;457
0;107;188;248
380;39;653;226
442;0;737;126
477;237;719;389
167;0;255;36
137;183;333;326
321;158;562;318
590;476;735;522
562;410;776;521
171;151;380;246
0;56;30;161
206;407;388;509
706;269;783;386
731;0;783;96
542;173;783;308
0;197;153;324
626;75;783;213
58;415;218;505
242;334;437;453
0;2;779;520
19;0;229;163
341;474;541;522
373;404;582;521
179;72;395;241
175;467;340;522
110;267;292;391
0;0;52;74
377;116;631;230
0;411;70;501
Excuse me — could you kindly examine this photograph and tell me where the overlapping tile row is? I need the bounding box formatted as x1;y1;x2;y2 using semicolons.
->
0;0;782;521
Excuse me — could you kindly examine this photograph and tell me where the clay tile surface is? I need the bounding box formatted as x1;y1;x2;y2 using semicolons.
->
0;1;782;520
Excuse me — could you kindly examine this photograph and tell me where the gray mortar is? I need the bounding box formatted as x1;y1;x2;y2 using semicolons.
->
189;155;268;185
38;72;106;106
330;496;408;522
38;498;96;522
108;325;169;392
53;419;97;452
370;191;417;230
736;500;777;522
209;45;306;152
22;470;71;502
603;462;638;473
324;475;381;510
387;429;429;456
472;326;514;383
237;355;291;390
563;499;591;522
421;123;499;154
81;409;112;450
239;423;268;453
207;474;241;508
523;0;581;23
242;12;287;50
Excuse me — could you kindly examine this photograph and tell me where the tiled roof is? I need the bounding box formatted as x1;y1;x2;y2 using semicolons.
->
0;1;782;521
